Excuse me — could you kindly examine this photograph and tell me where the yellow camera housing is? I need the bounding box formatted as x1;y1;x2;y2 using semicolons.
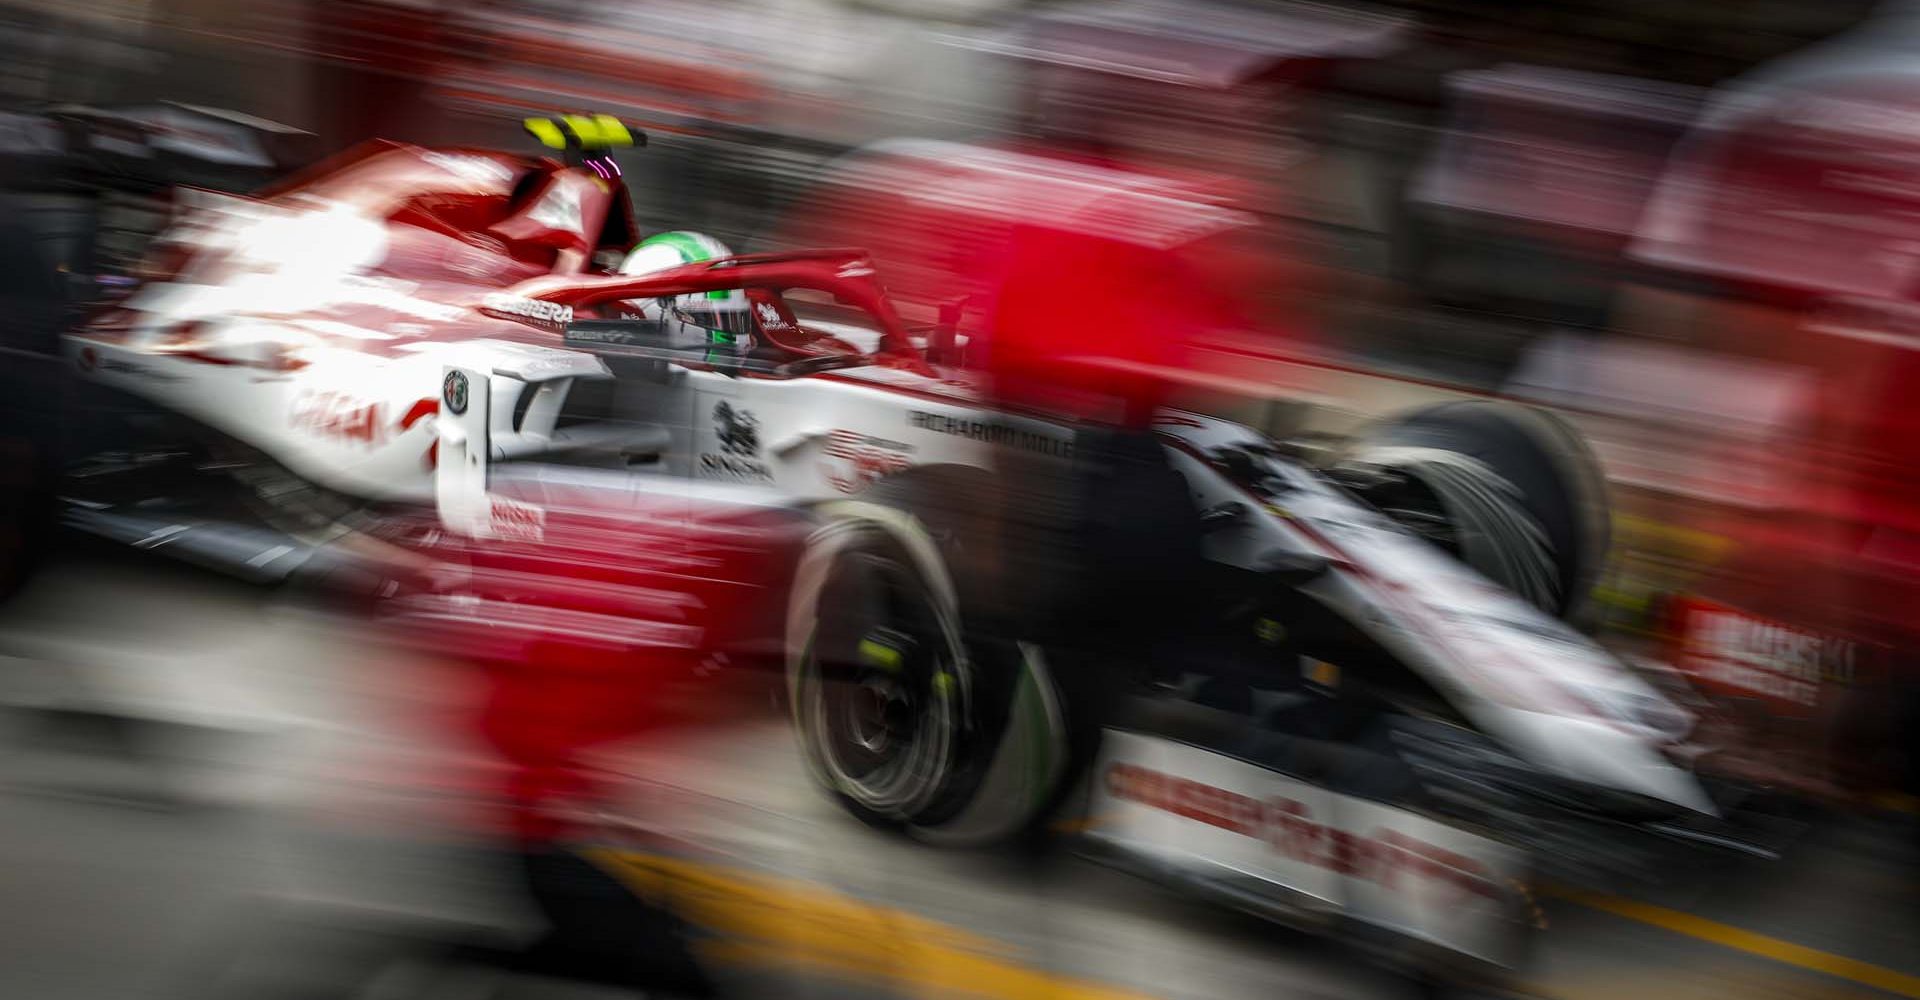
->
523;114;636;152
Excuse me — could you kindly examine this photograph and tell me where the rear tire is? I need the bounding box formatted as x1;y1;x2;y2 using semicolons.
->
1339;400;1609;621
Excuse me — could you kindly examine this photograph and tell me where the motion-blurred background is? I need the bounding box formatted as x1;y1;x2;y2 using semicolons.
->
1;0;1918;998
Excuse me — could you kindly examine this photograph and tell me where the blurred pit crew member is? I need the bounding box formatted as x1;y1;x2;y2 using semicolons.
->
967;160;1261;766
473;636;716;997
410;494;803;996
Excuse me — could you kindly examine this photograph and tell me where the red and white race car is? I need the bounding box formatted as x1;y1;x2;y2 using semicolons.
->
62;123;1742;985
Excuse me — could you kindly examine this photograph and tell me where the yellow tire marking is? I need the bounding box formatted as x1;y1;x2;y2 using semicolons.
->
857;637;904;672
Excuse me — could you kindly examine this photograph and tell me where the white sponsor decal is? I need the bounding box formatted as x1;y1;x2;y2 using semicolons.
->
1089;731;1523;964
489;496;546;542
483;294;574;327
1101;759;1504;902
821;429;914;493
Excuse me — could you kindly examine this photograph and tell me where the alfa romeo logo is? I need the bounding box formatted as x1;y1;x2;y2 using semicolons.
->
443;370;469;415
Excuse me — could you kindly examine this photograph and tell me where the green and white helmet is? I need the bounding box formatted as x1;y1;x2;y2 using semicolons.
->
618;231;753;347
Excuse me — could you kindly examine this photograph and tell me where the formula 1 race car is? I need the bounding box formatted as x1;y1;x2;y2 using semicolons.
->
61;122;1750;986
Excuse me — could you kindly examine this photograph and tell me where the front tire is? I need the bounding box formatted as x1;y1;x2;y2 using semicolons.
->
788;507;967;826
785;468;1076;843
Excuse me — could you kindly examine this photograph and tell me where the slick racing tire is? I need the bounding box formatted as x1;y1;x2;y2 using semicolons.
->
786;466;1075;843
1337;400;1609;622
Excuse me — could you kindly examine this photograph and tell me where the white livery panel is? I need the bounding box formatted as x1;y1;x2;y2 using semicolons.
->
1086;730;1526;968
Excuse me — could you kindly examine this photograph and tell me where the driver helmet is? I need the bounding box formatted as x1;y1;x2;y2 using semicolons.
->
618;231;753;350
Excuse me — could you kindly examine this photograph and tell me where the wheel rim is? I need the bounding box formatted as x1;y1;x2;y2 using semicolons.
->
798;546;962;819
847;673;911;754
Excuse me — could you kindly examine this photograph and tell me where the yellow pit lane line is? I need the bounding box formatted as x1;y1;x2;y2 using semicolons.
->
1554;889;1920;999
595;849;1920;1000
595;849;1159;1000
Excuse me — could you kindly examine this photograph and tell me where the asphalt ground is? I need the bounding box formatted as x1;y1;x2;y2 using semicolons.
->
0;549;1915;1000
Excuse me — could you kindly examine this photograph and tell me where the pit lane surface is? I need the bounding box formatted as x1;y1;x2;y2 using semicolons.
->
0;550;1914;1000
